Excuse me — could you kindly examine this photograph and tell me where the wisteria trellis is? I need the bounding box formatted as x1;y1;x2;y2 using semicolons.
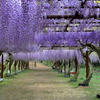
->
0;0;100;61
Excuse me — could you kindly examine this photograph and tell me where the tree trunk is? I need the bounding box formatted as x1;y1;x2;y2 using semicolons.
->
5;61;14;77
70;57;80;81
8;53;13;75
63;60;67;77
21;61;23;71
66;60;72;77
13;61;18;75
53;61;61;72
75;57;78;72
79;62;93;86
79;48;93;86
18;61;21;72
4;62;9;76
14;61;17;73
86;51;89;78
79;49;93;86
9;63;11;74
58;61;63;73
24;61;29;70
27;61;29;69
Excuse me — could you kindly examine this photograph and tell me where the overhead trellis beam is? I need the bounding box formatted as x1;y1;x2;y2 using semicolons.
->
40;46;78;50
47;21;100;24
46;20;100;24
47;15;100;19
46;24;100;27
61;6;100;9
51;30;96;32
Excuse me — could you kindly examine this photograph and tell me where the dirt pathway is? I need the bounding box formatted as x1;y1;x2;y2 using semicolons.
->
0;62;88;100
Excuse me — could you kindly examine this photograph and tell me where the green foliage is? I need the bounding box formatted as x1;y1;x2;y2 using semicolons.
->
0;70;33;88
80;63;85;68
92;62;100;67
42;61;53;67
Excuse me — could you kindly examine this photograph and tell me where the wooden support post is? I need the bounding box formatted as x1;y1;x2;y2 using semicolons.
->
86;50;89;78
1;54;4;78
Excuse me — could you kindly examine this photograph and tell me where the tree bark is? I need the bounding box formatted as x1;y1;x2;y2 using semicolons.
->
18;61;20;71
58;61;63;73
13;61;18;75
75;57;78;72
64;60;67;77
14;61;17;73
66;60;72;77
79;48;93;86
70;57;80;81
86;51;89;78
87;43;100;59
82;62;93;85
27;61;29;69
53;61;61;72
21;61;23;71
78;40;100;60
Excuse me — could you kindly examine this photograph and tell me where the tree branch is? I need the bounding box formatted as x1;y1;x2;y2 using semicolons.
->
76;39;86;47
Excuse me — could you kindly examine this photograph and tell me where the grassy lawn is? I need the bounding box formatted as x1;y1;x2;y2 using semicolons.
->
43;61;100;100
40;61;53;67
0;70;33;86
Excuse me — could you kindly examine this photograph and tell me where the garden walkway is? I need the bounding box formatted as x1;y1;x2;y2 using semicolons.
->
0;62;89;100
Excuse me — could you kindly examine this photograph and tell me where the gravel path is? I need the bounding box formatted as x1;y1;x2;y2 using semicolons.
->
0;62;89;100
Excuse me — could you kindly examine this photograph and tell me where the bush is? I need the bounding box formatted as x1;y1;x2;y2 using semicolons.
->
92;62;100;67
80;63;85;68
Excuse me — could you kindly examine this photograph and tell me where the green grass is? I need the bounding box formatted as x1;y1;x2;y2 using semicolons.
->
0;69;33;87
65;68;100;100
55;67;100;100
41;61;53;67
45;61;100;100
